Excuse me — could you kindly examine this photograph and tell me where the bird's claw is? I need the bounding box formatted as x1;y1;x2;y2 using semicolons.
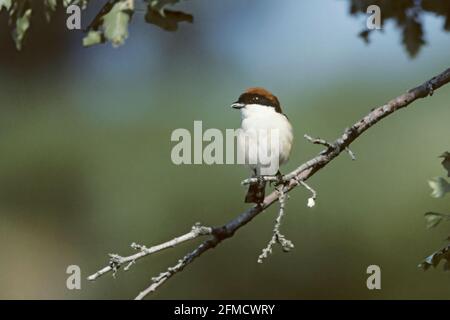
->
268;172;285;187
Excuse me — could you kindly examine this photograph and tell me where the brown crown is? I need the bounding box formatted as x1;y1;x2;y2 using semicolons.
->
244;87;279;106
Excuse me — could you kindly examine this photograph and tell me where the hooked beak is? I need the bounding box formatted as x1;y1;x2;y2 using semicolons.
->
231;102;245;109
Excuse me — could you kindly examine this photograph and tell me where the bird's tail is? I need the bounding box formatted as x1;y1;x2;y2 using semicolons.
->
245;180;266;204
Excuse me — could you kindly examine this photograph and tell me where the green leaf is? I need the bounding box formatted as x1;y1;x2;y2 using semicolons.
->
419;244;450;271
428;177;450;198
150;0;182;14
63;0;89;9
45;0;57;11
44;0;57;22
63;0;74;7
146;0;192;30
83;0;133;48
358;29;372;44
102;0;133;47
402;17;426;58
13;7;32;51
440;151;450;177
145;8;192;31
424;212;450;229
83;30;103;47
0;0;12;12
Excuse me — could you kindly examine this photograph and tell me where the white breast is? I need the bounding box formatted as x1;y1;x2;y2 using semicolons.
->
237;104;293;176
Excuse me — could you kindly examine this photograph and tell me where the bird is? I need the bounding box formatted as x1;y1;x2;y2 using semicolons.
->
231;87;293;204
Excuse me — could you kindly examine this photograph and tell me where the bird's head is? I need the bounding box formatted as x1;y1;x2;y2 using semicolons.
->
231;87;282;114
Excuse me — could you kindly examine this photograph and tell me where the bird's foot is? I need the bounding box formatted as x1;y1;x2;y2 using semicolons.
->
242;174;283;186
269;171;285;187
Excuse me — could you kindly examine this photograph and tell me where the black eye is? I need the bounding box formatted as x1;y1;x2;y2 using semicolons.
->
254;96;259;102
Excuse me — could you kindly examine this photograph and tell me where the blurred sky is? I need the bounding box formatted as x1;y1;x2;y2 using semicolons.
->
0;0;450;299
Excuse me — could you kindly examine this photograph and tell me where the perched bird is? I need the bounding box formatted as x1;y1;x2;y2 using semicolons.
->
231;87;293;204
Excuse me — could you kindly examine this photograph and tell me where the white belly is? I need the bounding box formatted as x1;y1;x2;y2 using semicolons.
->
237;104;293;176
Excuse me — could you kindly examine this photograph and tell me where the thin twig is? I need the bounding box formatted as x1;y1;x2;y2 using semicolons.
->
135;251;194;300
345;147;357;160
297;179;317;208
87;223;212;281
303;134;333;148
304;133;356;160
257;186;294;263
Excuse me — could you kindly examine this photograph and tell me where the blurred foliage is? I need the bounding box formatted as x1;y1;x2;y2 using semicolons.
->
0;0;193;49
0;0;71;50
1;0;449;54
424;212;450;229
420;245;450;271
420;152;450;272
83;0;134;48
441;152;450;177
145;7;192;31
347;0;450;57
428;177;450;198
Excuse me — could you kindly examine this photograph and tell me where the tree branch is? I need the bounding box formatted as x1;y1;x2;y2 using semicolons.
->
87;223;212;281
88;67;450;299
